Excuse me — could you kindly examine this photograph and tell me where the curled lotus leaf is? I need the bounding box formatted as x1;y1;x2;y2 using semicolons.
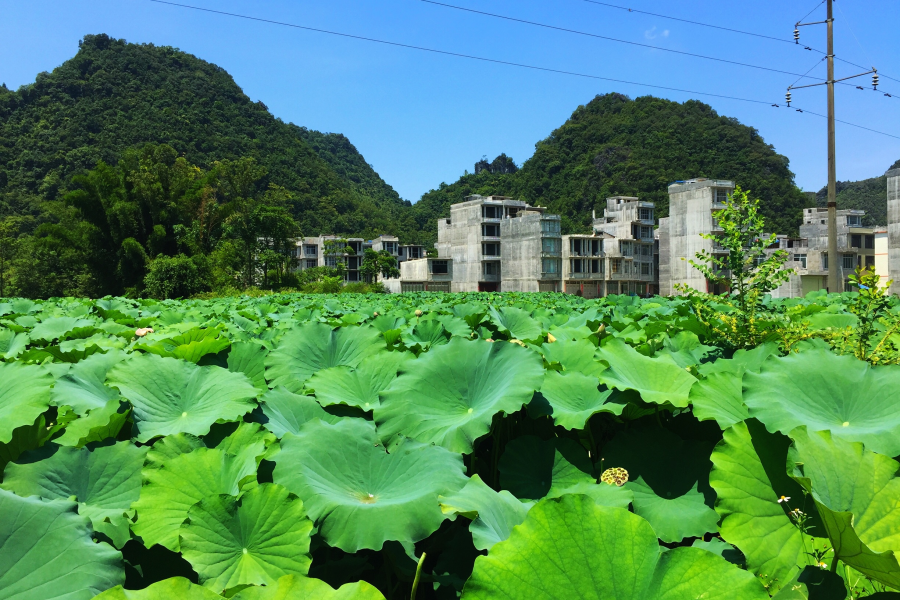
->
307;351;412;411
439;474;532;551
0;362;53;445
231;574;387;600
460;494;768;600
499;435;594;501
376;338;544;453
1;441;146;548
265;323;386;392
596;338;697;407
487;306;543;342
743;348;900;456
273;418;467;553
51;350;128;415
258;387;341;438
107;353;258;442
180;484;313;593
0;489;125;600
539;370;620;430
131;446;258;552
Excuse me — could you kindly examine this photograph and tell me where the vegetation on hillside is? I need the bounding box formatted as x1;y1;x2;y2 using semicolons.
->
815;159;900;227
413;94;813;242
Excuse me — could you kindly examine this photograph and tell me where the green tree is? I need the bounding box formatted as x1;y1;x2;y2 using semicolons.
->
361;249;399;283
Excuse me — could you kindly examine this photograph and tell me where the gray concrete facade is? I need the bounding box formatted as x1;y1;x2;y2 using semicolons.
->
888;168;900;295
500;210;563;292
591;197;658;296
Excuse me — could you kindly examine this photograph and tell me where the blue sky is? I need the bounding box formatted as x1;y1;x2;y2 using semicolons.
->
2;0;898;205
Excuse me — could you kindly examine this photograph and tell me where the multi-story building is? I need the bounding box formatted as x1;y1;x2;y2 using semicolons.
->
499;209;563;292
875;227;890;289
394;257;454;292
888;167;900;295
435;195;554;292
659;179;734;295
594;196;658;296
561;233;606;298
293;234;426;283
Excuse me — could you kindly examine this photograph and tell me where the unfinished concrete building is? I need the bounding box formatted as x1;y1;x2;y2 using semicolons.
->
594;197;659;296
294;234;424;282
391;257;453;292
888;167;900;295
659;179;734;295
561;234;606;297
435;195;556;292
500;210;563;292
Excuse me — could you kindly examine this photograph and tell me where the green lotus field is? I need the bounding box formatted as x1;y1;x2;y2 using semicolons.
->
1;291;899;599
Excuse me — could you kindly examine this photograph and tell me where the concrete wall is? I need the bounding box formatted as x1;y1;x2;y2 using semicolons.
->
500;212;561;292
875;230;890;289
888;169;900;295
660;179;734;295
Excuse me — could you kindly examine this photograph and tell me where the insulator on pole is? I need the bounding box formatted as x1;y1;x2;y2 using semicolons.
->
786;90;792;107
793;28;800;44
873;72;879;89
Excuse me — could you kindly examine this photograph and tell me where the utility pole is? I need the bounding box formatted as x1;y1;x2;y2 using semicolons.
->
826;0;838;293
789;0;877;293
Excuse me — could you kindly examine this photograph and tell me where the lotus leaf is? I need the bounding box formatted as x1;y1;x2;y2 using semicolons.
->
743;348;900;456
710;420;822;594
439;474;532;551
258;387;341;438
107;354;258;442
136;327;231;363
131;446;258;551
376;338;543;453
788;427;900;589
0;362;53;445
401;320;450;351
2;441;146;548
228;341;269;391
307;351;411;411
688;370;748;429
0;329;29;359
55;399;130;448
51;350;128;415
540;338;606;377
265;323;385;392
596;338;696;407
487;306;542;341
143;432;205;471
30;316;96;342
0;489;124;600
461;494;768;599
273;418;467;552
498;435;594;500
627;478;719;543
230;575;386;600
181;484;313;593
92;578;222;599
539;370;620;430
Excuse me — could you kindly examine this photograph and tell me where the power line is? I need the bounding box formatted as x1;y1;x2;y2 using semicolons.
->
795;0;825;26
144;0;900;141
420;0;827;83
579;0;900;86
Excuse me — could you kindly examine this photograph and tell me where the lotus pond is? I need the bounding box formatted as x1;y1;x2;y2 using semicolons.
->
1;291;899;599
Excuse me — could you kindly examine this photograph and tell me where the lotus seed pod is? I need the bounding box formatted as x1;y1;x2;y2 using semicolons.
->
597;324;606;335
415;310;423;317
373;311;379;317
600;467;629;487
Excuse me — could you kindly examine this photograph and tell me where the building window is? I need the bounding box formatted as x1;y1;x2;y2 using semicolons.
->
641;262;651;276
482;223;500;237
591;259;601;273
542;258;559;274
482;205;501;219
851;234;862;248
306;259;317;269
842;254;855;269
325;257;338;267
639;208;653;221
483;262;499;276
305;245;317;256
611;259;621;274
641;226;653;239
408;246;422;259
542;238;559;254
847;215;862;227
431;260;449;274
754;254;765;267
384;242;397;254
794;254;807;269
865;255;875;268
641;244;651;256
823;253;828;269
483;243;500;256
865;235;875;249
541;220;561;235
715;189;729;204
571;259;583;274
620;241;632;256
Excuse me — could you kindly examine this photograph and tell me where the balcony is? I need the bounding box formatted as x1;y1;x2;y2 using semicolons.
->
481;272;501;282
566;271;604;280
482;255;502;261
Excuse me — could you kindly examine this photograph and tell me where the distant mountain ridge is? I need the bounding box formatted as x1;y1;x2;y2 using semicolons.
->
411;93;812;243
0;34;417;239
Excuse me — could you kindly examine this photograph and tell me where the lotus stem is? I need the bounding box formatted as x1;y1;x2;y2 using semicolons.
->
411;552;427;600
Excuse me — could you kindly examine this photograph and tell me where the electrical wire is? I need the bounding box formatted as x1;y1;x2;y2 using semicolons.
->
144;0;900;141
789;57;826;89
795;0;825;26
579;0;900;86
419;0;826;82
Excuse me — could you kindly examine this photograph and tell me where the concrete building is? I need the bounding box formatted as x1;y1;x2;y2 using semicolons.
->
874;228;890;289
392;257;454;292
293;234;425;283
658;179;734;296
888;168;900;295
434;195;559;292
561;233;607;298
591;197;658;296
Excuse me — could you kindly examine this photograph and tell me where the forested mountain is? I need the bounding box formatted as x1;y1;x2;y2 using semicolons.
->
413;93;812;243
814;159;900;227
0;34;414;238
